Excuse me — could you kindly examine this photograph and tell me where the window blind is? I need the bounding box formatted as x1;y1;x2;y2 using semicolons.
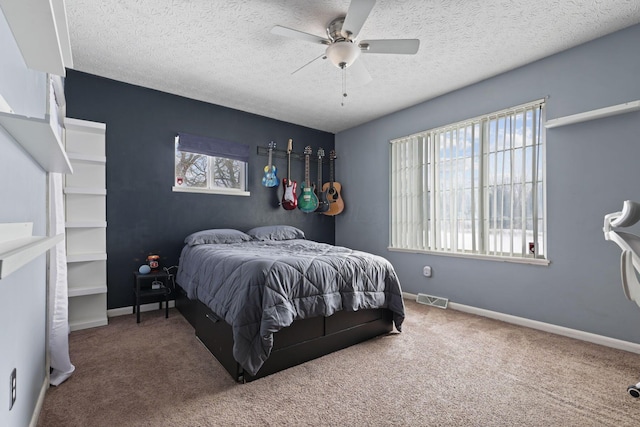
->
390;99;545;260
176;132;250;163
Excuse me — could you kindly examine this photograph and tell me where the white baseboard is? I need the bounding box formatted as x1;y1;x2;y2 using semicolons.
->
107;301;175;318
403;292;640;354
30;375;49;427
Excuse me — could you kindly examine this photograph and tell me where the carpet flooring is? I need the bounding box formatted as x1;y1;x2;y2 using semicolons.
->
37;300;640;426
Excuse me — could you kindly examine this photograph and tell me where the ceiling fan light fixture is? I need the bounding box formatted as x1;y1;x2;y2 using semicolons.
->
325;41;361;69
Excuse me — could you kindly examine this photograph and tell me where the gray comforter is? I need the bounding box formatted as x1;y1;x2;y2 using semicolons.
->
176;239;405;375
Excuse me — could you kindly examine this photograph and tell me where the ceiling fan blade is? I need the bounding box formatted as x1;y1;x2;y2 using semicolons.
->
347;59;372;87
341;0;376;39
292;53;326;75
271;25;330;45
359;39;420;54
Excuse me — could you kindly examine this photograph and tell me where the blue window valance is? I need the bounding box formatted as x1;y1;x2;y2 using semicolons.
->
176;132;250;163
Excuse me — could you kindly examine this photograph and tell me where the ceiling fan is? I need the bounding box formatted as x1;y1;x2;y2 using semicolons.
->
270;0;420;89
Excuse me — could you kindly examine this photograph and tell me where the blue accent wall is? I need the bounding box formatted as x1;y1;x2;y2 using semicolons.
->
335;24;640;343
64;71;335;309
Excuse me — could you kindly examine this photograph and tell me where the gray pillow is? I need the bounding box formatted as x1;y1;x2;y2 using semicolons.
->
246;225;306;241
184;229;252;246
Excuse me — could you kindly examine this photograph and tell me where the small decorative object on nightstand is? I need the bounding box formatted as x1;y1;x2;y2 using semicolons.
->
146;254;160;271
133;270;172;323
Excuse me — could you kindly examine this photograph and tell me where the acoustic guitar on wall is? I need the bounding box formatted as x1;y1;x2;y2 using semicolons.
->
261;141;279;188
315;148;330;213
322;149;344;216
298;146;319;213
281;139;298;210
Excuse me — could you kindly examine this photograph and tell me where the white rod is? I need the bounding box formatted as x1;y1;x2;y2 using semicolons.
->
545;100;640;128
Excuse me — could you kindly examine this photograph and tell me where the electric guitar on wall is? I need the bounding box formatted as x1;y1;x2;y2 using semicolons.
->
261;141;279;188
322;149;344;216
315;148;330;213
281;139;298;210
298;146;319;213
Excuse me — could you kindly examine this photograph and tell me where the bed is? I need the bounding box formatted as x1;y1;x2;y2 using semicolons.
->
175;225;405;382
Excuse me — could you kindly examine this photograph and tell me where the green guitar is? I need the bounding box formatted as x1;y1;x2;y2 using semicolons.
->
298;146;319;213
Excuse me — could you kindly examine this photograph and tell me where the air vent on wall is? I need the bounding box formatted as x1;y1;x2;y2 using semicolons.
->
416;293;448;309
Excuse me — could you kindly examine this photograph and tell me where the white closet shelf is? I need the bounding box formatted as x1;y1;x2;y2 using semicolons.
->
0;223;63;280
67;252;108;263
64;187;107;196
65;221;107;228
0;0;72;76
67;152;107;164
64;118;106;134
545;100;640;129
68;284;108;297
0;112;72;173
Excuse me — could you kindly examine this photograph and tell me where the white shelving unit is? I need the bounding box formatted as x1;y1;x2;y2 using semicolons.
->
63;118;108;331
0;223;63;280
545;100;640;129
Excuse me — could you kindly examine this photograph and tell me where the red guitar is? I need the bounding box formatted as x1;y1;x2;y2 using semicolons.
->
281;139;298;210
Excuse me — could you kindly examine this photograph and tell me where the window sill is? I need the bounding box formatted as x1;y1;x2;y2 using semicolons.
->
172;186;250;197
387;247;550;266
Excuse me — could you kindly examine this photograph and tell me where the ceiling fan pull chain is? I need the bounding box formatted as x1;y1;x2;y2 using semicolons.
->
341;67;347;107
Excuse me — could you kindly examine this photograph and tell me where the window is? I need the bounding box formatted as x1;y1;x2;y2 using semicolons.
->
390;99;547;264
173;132;250;196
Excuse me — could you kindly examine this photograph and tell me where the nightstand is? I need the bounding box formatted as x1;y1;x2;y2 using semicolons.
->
133;271;172;323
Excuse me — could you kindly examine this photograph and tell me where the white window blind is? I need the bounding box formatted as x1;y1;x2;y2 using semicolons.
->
390;99;546;262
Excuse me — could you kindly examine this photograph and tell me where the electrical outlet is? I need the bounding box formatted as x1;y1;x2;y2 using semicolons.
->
423;266;432;277
9;368;16;410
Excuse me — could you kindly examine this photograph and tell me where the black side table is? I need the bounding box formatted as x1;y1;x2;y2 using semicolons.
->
133;271;172;323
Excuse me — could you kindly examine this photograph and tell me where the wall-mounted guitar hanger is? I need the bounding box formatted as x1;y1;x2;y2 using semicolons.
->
256;145;304;161
257;146;328;163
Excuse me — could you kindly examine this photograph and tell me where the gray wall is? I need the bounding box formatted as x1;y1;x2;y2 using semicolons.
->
0;10;49;427
335;24;640;344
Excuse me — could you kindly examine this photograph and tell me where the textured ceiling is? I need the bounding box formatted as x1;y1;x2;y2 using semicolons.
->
65;0;640;133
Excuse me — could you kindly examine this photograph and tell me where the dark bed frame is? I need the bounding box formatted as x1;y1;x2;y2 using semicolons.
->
175;284;394;382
